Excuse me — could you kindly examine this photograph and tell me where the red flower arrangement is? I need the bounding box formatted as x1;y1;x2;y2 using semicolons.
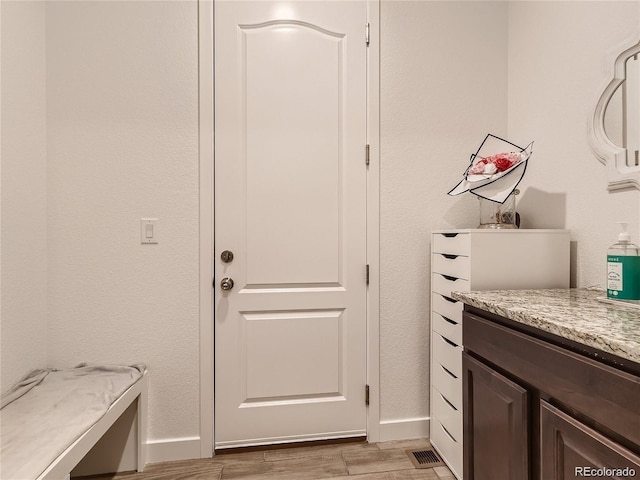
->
468;152;523;176
448;134;533;204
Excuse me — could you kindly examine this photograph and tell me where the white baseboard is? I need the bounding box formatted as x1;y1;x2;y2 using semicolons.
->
144;420;430;464
146;437;202;464
378;417;430;442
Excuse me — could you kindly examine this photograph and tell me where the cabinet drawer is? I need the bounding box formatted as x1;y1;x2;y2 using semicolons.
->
432;331;462;377
432;361;462;410
432;293;463;324
432;386;462;441
432;253;470;280
432;232;470;256
431;415;463;479
432;311;462;346
432;273;470;298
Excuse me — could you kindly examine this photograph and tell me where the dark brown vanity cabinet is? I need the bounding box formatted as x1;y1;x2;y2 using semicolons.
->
462;307;640;480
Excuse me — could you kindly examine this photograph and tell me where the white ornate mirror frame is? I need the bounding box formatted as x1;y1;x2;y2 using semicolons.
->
589;38;640;191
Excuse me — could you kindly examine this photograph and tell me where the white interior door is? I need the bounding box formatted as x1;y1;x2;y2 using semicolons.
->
214;0;368;449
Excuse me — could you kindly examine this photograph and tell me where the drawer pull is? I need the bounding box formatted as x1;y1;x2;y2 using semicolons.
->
442;315;458;326
442;233;459;238
440;274;459;282
440;422;458;443
441;294;457;304
440;393;458;411
442;254;459;260
440;364;458;379
441;335;459;348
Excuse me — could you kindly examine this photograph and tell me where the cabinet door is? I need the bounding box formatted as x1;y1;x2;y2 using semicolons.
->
463;352;529;480
540;401;640;479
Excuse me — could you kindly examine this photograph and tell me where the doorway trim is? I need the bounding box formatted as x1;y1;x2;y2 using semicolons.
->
197;0;380;457
198;0;215;459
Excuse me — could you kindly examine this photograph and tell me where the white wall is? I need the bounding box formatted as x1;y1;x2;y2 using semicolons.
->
379;1;508;434
45;0;201;453
1;1;48;392
507;1;640;287
378;0;640;435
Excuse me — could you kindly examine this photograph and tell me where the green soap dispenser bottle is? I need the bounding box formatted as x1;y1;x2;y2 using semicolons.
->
607;222;640;300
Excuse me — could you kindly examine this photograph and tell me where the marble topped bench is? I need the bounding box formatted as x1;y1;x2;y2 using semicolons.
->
0;364;148;480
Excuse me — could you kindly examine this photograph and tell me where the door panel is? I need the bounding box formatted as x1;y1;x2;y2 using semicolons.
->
540;401;640;480
244;20;343;286
463;352;529;480
214;1;367;449
243;310;343;401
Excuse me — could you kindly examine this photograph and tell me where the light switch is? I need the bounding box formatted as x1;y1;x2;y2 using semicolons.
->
140;218;158;244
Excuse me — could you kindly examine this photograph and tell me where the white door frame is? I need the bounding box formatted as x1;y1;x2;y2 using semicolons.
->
197;0;380;457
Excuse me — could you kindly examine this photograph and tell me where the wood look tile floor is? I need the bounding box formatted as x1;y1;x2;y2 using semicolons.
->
82;439;455;480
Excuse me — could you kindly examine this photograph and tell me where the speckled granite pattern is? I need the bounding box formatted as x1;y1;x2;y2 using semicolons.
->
451;288;640;364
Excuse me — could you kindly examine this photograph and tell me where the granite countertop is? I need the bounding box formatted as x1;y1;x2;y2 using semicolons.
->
451;288;640;364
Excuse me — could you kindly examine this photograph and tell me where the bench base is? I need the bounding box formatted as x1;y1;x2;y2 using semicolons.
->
37;371;148;480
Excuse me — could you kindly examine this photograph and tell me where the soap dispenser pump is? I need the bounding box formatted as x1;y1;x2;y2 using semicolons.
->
607;222;640;300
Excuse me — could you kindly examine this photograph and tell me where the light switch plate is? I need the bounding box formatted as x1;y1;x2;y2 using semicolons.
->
140;218;158;244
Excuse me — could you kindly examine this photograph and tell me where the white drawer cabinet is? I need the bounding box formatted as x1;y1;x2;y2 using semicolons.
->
429;229;570;480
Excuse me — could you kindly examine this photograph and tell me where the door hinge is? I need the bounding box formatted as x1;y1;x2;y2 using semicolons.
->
365;384;370;406
366;264;370;285
365;23;370;46
365;144;370;166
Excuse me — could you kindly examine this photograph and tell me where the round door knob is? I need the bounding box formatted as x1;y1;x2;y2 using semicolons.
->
220;277;234;291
